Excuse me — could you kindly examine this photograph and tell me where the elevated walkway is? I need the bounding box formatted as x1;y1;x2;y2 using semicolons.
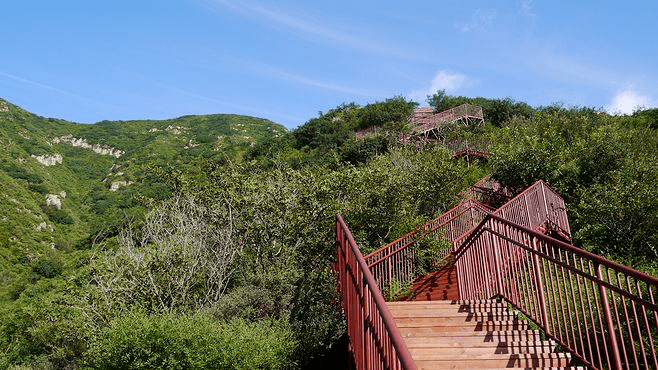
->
354;103;485;141
335;177;658;370
389;300;582;369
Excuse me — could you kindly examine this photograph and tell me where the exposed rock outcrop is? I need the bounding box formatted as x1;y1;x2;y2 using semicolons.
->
32;154;63;166
45;194;62;209
110;181;133;192
53;135;125;158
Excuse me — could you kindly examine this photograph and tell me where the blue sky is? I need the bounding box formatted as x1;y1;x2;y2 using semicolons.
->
1;0;656;128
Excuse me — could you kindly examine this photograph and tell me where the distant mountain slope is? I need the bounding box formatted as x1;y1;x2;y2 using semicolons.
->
0;97;286;268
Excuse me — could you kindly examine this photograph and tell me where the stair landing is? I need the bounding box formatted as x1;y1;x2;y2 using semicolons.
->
400;264;460;301
388;300;583;370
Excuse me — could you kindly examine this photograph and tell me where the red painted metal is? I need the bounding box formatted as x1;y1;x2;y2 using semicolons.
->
454;212;658;370
364;180;568;298
494;180;571;238
336;178;658;370
335;214;417;370
409;103;484;135
446;138;492;160
364;199;490;294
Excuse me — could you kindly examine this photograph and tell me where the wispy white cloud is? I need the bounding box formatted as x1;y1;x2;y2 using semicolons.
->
408;71;475;104
252;63;379;97
0;70;84;99
606;89;654;114
520;0;536;16
459;9;497;32
199;0;426;61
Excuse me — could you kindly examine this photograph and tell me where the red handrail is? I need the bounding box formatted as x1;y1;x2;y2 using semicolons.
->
364;199;490;294
495;180;571;237
454;213;658;370
335;214;417;370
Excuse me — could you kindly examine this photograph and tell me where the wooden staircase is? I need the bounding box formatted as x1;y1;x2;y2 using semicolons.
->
387;300;584;370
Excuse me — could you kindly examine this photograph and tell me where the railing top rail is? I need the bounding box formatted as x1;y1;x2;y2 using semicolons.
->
493;179;544;215
336;214;418;370
364;199;481;261
471;212;658;286
409;103;483;127
367;202;489;268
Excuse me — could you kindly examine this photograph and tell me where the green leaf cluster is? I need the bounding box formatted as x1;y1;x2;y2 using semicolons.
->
83;313;295;370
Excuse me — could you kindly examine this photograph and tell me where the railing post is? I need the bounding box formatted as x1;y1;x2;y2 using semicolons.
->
531;237;550;336
387;258;392;300
597;263;623;370
490;220;505;297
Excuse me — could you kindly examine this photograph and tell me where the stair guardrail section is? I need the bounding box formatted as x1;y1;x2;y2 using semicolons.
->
495;180;571;238
409;103;484;134
364;199;490;295
335;214;417;370
454;213;658;370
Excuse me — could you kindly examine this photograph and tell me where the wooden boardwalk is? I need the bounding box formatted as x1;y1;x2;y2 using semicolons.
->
388;300;584;370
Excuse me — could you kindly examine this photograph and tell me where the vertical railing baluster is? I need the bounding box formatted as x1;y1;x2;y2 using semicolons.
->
491;221;505;297
597;264;623;370
531;237;550;335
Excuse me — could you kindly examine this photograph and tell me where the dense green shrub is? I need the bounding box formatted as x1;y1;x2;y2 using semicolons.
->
413;237;453;276
83;313;295;370
355;96;417;131
28;183;49;194
490;110;658;262
2;165;44;184
32;259;62;279
42;205;74;225
340;136;389;165
293;117;351;150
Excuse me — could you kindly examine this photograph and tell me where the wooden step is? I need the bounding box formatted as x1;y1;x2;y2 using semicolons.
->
388;303;510;311
389;299;505;306
473;368;586;370
396;320;528;333
401;329;544;342
413;352;572;369
389;310;518;321
405;339;552;349
385;300;571;369
407;341;557;355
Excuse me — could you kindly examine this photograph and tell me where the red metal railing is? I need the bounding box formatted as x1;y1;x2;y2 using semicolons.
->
364;180;567;296
335;214;417;370
454;213;658;370
446;138;492;157
364;199;490;294
337;177;658;369
409;103;484;133
458;176;513;209
495;180;571;238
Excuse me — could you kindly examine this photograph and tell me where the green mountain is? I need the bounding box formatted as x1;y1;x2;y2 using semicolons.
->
2;94;657;369
0;97;286;277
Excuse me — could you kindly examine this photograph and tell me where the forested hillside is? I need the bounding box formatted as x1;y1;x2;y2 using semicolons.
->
1;94;657;369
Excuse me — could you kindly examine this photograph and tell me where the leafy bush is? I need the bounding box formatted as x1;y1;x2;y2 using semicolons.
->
293;117;350;150
413;237;453;276
2;165;44;184
42;205;74;225
32;259;62;279
83;313;295;369
28;183;49;195
340;136;389;165
356;96;417;131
